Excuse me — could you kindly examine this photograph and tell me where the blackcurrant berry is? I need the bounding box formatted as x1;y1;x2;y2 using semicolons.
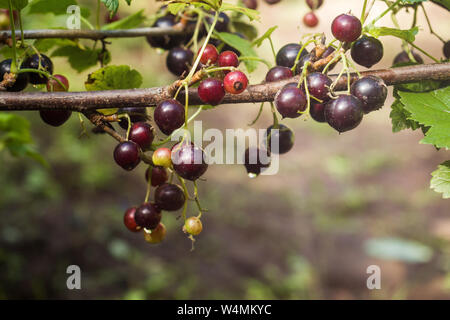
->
444;41;450;59
295;53;313;75
224;70;248;94
243;0;258;9
147;15;185;50
303;12;319;27
265;66;293;82
274;86;307;118
39;110;72;127
105;13;120;24
198;78;225;105
46;74;69;92
134;202;162;230
124;207;141;232
184;217;202;236
243;147;271;176
309;100;327;123
144;223;167;243
0;59;28;92
152;148;172;168
217;50;239;69
166;47;193;77
199;44;219;65
276;43;309;68
265;124;295;154
351;36;384;68
145;166;169;187
154;99;185;135
114;141;141;171
264;0;282;5
306;0;323;9
350;76;387;114
207;12;229;32
22;54;54;85
325;95;364;133
171;142;208;181
118;107;147;130
331;14;362;43
155;183;186;211
306;72;331;100
129;122;154;150
393;50;424;65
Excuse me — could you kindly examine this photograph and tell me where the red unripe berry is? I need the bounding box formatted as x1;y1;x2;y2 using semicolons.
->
303;12;318;27
46;74;69;92
198;44;219;65
123;207;141;232
218;50;239;68
331;14;362;43
223;70;248;94
198;78;225;105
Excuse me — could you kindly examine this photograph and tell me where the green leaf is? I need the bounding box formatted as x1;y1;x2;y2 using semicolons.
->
216;32;258;72
365;237;433;263
28;0;77;15
85;65;142;91
430;160;450;199
167;3;188;15
0;0;28;10
389;99;420;132
231;21;258;41
431;0;450;10
365;25;418;43
51;44;108;73
220;2;259;21
399;87;450;149
252;26;277;47
101;0;119;15
102;9;145;30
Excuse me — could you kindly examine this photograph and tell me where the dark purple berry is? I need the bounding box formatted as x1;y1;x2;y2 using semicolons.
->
207;12;229;32
309;100;327;122
244;147;271;176
351;36;384;68
274;86;307;118
155;183;186;211
243;0;258;9
325;95;364;133
146;166;169;187
134;202;162;230
350;76;387;113
306;0;323;9
40;110;72;127
444;41;450;59
22;54;53;84
171;142;208;181
154;99;185;135
306;72;332;100
166;47;193;77
198;78;225;105
265;66;293;82
331;14;362;43
113;141;141;171
146;15;186;50
0;59;28;92
393;50;424;65
118;107;147;130
129;122;154;150
265;124;295;154
276;43;309;68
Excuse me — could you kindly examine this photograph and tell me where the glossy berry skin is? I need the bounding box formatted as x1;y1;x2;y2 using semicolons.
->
444;41;450;59
393;50;423;65
224;71;248;94
0;59;29;92
134;202;162;230
129;122;154;150
123;207;141;232
306;0;323;9
303;12;319;27
243;0;258;9
309;100;327;123
144;223;167;244
274;87;307;119
40;110;72;127
198;78;225;105
199;44;219;65
331;14;362;43
154;99;185;135
118;107;147;130
265;124;295;154
217;50;239;68
46;74;69;92
244;147;271;176
325;95;364;133
147;16;184;50
295;54;313;75
265;66;293;83
207;12;229;32
155;183;186;211
184;217;202;236
152;148;172;168
306;72;332;100
171;142;208;181
114;141;141;171
22;54;54;84
166;47;194;77
146;166;169;187
276;43;308;68
350;76;387;114
351;36;384;68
